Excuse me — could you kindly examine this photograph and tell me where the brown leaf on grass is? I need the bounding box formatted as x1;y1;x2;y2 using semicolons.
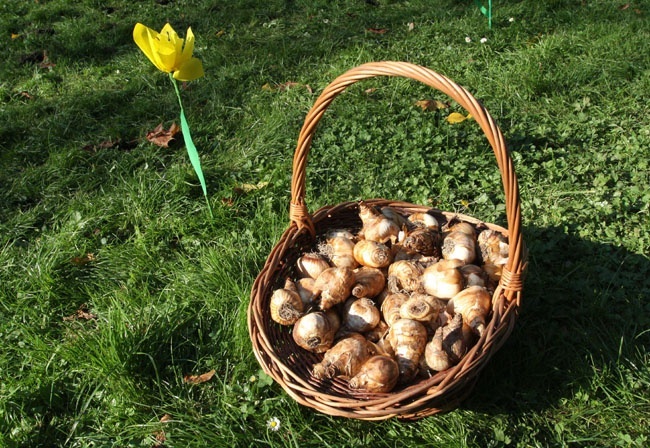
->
146;123;181;148
63;303;97;321
152;430;166;448
415;99;450;111
184;369;216;384
37;50;55;70
11;33;21;39
221;197;235;207
71;253;96;266
19;91;34;100
159;414;173;423
366;27;388;34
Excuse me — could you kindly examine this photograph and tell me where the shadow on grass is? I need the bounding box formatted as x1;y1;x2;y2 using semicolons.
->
461;224;650;428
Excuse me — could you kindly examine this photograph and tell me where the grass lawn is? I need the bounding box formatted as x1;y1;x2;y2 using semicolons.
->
1;0;649;446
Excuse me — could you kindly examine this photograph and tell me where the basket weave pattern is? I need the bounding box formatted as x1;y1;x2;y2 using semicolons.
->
248;61;526;420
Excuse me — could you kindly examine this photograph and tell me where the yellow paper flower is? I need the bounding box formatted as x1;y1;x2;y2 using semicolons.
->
133;23;204;81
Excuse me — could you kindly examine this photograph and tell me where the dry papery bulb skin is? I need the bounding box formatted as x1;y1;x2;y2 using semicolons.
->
292;311;335;353
320;230;359;269
477;229;509;264
408;212;440;231
447;285;492;337
364;319;389;343
424;326;451;372
295;277;319;308
312;333;374;380
400;293;445;324
349;354;400;393
325;308;341;335
460;264;488;288
351;267;386;299
353;239;393;269
296;253;331;280
270;280;304;326
402;227;441;258
477;229;509;283
442;222;477;265
421;259;465;299
380;292;409;326
358;201;400;244
313;266;355;311
389;318;428;383
442;312;466;363
342;297;381;333
387;260;423;294
380;206;411;230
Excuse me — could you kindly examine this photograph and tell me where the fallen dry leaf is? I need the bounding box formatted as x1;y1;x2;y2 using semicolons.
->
233;181;270;196
152;430;166;448
221;197;235;207
364;88;377;94
215;29;225;37
37;50;55;70
415;99;450;111
11;33;21;39
184;369;216;384
160;414;173;423
366;27;388;34
146;123;181;148
407;22;415;31
71;253;96;266
63;303;97;321
447;112;472;124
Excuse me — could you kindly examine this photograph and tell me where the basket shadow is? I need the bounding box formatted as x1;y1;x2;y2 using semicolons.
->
460;224;650;416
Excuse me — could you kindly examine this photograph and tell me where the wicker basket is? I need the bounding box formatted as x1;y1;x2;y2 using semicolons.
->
248;61;526;420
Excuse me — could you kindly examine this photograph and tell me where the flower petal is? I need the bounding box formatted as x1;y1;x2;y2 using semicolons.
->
173;58;204;81
179;27;196;65
158;23;183;72
134;23;168;72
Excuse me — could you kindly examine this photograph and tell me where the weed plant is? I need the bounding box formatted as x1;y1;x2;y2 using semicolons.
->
1;0;648;446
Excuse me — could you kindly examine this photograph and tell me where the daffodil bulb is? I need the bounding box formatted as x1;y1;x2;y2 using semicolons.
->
349;355;400;393
314;266;356;311
441;229;477;265
269;281;304;326
320;235;359;269
387;260;423;293
446;286;491;336
292;312;335;353
296;253;331;279
358;201;400;244
408;212;440;231
353;240;393;268
312;333;374;380
351;267;386;299
388;318;428;383
342;297;381;333
421;260;465;299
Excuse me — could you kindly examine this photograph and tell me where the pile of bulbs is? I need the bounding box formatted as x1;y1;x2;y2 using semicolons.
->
270;201;509;393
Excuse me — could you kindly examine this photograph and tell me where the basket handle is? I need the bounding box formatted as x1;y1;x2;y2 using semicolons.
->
289;61;525;297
